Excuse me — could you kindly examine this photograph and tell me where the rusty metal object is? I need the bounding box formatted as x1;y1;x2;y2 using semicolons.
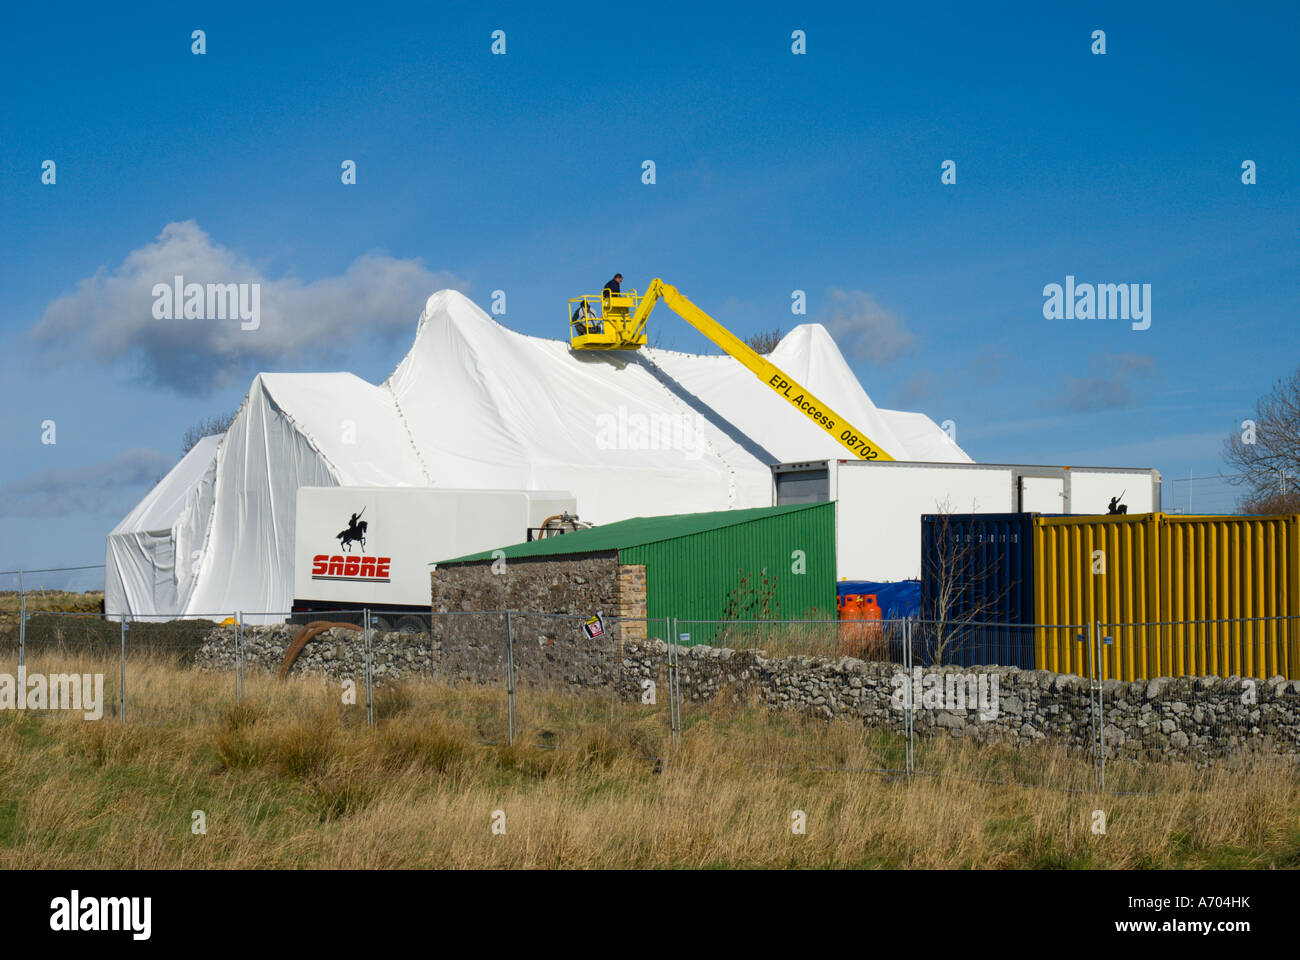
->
279;621;361;680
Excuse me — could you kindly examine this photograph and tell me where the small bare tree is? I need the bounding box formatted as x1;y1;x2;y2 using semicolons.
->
917;500;1016;667
744;329;783;354
1223;366;1300;513
181;409;238;456
720;568;780;620
716;568;781;649
647;327;674;351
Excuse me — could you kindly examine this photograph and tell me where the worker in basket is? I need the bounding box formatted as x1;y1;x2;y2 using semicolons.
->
572;273;622;336
571;298;597;335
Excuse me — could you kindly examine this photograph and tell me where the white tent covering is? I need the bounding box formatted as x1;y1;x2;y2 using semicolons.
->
107;290;971;620
105;434;221;619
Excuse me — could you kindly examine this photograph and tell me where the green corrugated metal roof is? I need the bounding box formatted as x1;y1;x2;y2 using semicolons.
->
434;502;828;564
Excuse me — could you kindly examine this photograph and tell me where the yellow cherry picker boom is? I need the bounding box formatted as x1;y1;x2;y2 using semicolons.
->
568;278;895;461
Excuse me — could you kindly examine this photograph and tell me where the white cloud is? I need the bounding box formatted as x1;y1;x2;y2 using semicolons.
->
1050;352;1156;412
822;288;916;365
0;448;173;518
1049;430;1227;467
30;221;465;393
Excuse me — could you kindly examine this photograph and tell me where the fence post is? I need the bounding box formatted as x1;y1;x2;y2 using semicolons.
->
364;608;374;729
673;617;680;747
505;611;516;746
234;611;242;706
1093;621;1106;792
903;619;914;777
670;616;681;744
120;616;128;722
667;617;676;747
1084;621;1099;792
665;617;674;748
17;570;25;674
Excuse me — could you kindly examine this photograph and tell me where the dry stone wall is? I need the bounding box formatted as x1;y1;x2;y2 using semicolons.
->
632;643;1300;763
193;623;436;682
194;622;1300;764
431;554;626;688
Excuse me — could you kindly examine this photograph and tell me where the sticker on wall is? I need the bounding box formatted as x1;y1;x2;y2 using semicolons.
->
582;612;606;640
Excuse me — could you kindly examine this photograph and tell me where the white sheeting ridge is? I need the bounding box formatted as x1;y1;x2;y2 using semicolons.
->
106;289;971;620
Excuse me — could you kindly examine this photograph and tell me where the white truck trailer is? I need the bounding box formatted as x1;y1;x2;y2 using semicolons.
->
292;486;577;630
771;459;1161;582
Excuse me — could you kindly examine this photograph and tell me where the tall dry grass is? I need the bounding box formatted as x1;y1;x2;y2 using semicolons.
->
0;651;1296;869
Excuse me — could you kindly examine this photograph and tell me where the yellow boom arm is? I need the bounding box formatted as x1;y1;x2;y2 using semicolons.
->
629;280;894;462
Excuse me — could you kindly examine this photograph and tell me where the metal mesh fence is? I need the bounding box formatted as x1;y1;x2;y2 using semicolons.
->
1091;616;1300;683
905;621;1099;791
2;585;1296;795
669;617;911;776
503;613;672;760
427;609;512;745
1093;617;1300;792
0;609;235;725
0;611;124;722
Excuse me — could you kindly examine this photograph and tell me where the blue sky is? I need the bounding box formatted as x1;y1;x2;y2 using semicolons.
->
2;1;1297;585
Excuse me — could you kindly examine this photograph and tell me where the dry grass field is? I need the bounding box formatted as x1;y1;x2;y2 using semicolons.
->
0;591;103;636
0;650;1298;869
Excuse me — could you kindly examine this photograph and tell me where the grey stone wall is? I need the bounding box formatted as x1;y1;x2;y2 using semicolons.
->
194;623;436;683
642;643;1300;763
194;624;1300;764
193;614;640;697
431;554;622;618
430;554;648;685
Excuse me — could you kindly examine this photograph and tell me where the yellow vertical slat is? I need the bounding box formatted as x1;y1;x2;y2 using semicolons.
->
1290;516;1300;679
1175;514;1186;679
1254;520;1265;676
1126;518;1138;679
1242;520;1253;676
1264;520;1277;676
1195;522;1208;675
1211;519;1223;674
1227;521;1239;676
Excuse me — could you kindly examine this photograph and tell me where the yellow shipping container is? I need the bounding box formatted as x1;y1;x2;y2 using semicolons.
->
1033;514;1300;681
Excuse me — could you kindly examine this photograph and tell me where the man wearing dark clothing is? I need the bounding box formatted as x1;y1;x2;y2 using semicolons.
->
573;274;624;338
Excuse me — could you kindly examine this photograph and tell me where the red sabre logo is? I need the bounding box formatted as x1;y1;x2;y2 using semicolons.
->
311;555;391;582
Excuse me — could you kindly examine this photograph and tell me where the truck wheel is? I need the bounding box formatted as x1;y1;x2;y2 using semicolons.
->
396;616;426;634
371;616;395;634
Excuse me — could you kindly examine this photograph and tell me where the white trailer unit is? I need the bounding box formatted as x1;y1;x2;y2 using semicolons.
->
293;486;576;629
772;460;1160;582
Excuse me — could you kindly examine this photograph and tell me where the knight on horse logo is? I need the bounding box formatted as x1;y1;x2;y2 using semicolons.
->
337;508;368;553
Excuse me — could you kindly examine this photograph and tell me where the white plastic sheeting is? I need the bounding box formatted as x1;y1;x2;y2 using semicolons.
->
876;408;967;463
107;290;971;620
104;434;220;618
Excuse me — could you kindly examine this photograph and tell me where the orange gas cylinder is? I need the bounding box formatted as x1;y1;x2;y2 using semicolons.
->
859;593;883;639
838;594;875;656
839;593;866;618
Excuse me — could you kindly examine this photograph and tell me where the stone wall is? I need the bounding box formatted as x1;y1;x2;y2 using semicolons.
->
429;554;649;684
194;622;1300;764
635;643;1300;763
432;554;622;618
193;623;437;683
